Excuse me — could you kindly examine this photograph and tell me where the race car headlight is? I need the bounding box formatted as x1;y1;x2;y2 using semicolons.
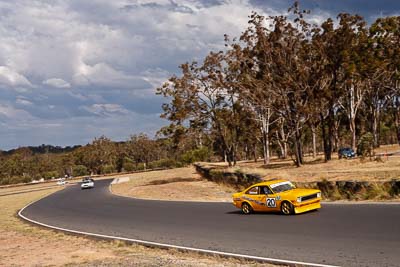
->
317;192;321;198
296;197;302;203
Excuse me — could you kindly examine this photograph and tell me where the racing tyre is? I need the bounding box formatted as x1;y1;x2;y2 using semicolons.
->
280;201;294;215
241;202;253;214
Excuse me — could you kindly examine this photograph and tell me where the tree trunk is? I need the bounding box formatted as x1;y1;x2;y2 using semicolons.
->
253;143;258;162
275;118;288;159
350;118;356;151
227;151;232;167
333;117;340;152
293;125;303;167
262;134;269;165
283;142;287;159
262;125;270;165
321;112;332;161
396;107;400;145
276;132;284;159
233;145;237;166
311;124;317;158
346;82;362;151
372;106;380;148
260;111;271;165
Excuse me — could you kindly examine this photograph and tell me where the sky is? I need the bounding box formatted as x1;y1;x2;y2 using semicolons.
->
0;0;399;150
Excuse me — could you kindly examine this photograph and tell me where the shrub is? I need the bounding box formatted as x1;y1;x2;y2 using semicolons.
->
42;171;60;180
72;165;89;177
180;147;210;164
136;163;145;171
148;158;179;169
357;132;374;158
208;169;225;182
102;164;115;174
123;162;135;172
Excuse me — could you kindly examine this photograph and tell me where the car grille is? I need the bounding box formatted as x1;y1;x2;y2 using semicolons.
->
301;193;318;202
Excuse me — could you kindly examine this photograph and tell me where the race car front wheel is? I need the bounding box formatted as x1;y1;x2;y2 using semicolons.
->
281;201;294;215
241;202;253;214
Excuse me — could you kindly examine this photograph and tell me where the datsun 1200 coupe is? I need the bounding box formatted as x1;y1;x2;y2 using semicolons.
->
232;180;321;215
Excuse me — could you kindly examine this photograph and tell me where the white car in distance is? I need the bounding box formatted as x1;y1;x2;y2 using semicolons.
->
57;178;67;186
81;178;94;190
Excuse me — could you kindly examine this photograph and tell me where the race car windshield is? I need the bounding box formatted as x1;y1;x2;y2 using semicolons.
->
270;182;295;193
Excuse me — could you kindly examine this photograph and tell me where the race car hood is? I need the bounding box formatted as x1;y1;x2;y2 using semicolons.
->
232;192;242;199
277;188;320;198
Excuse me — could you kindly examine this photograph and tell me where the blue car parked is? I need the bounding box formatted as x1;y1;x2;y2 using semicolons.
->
338;147;356;159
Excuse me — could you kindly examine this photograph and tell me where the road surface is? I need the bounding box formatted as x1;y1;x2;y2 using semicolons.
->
20;179;400;267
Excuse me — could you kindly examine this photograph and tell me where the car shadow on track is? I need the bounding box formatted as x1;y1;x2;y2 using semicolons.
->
225;210;319;216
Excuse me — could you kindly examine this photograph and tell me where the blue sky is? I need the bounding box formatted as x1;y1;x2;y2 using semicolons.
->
0;0;399;150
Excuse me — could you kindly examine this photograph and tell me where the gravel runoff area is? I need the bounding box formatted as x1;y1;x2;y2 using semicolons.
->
111;166;235;202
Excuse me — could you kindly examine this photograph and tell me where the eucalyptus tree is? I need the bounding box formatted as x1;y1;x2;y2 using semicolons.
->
311;17;338;160
332;14;369;151
314;15;367;157
80;136;117;174
127;133;157;169
230;12;280;165
157;51;246;166
373;16;400;145
263;6;317;166
361;17;396;147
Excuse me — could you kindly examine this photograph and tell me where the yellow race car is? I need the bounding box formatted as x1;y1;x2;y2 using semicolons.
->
232;180;321;215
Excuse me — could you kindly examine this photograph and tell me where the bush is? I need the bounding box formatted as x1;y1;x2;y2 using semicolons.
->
42;171;60;180
102;164;115;174
180;147;210;164
148;158;182;169
123;162;135;172
72;165;89;177
357;132;374;158
136;163;146;171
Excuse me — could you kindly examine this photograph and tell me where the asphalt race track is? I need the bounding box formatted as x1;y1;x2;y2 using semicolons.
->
20;179;400;267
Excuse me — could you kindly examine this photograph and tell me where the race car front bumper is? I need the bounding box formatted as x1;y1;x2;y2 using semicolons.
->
294;201;321;214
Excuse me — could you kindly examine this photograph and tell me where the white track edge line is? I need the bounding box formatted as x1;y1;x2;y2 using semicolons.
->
18;199;339;267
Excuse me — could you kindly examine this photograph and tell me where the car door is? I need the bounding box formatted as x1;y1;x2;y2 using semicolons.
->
243;186;264;211
258;186;280;212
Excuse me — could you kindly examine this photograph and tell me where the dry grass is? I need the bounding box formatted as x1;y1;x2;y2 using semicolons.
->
0;182;61;194
207;145;400;183
111;167;235;202
0;186;276;266
112;145;400;203
373;144;400;154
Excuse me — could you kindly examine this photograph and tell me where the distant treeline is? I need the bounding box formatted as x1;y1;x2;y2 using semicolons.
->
0;135;210;185
2;144;82;156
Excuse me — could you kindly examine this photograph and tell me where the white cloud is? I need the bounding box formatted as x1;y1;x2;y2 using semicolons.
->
0;66;32;87
16;97;33;106
43;78;71;88
0;103;34;121
73;62;151;89
81;103;130;117
0;0;267;93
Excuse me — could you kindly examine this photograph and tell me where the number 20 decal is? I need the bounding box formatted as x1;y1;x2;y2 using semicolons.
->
266;198;276;207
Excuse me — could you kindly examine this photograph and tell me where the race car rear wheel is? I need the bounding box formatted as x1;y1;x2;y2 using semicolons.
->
281;201;294;215
241;202;253;214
